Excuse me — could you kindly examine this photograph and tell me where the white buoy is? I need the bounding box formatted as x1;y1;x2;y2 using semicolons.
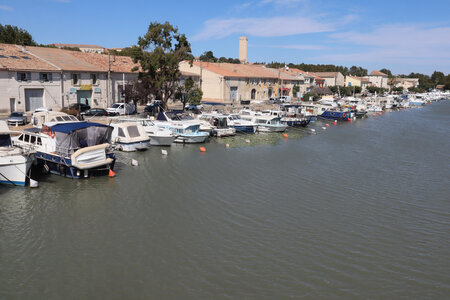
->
245;139;251;143
131;159;139;166
30;179;39;188
225;144;230;148
161;149;168;156
322;127;326;130
310;129;316;132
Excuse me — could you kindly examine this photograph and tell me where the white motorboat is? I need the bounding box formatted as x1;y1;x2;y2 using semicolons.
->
111;122;151;152
0;121;34;186
118;118;176;146
241;114;287;132
13;121;115;179
198;113;236;137
155;111;209;143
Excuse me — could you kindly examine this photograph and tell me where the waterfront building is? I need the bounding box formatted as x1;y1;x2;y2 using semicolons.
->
345;75;372;90
50;43;106;54
368;70;389;89
390;77;419;90
310;72;345;87
0;43;138;113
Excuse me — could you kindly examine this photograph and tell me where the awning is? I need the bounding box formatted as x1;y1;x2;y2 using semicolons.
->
51;122;109;134
279;87;290;91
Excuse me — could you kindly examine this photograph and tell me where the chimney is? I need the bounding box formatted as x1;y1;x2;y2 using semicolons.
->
239;36;248;63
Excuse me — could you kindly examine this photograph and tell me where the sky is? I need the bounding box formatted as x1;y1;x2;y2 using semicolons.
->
1;0;449;75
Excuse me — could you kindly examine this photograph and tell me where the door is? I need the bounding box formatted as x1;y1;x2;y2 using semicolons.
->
10;98;15;112
25;89;44;112
251;89;256;100
229;87;238;102
77;90;92;106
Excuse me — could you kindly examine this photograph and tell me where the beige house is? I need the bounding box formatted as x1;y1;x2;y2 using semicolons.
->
0;43;138;113
51;43;106;54
179;61;321;103
368;70;389;89
390;78;419;90
345;76;372;90
310;72;345;87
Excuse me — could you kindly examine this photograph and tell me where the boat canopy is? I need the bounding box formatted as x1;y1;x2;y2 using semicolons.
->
52;122;112;154
51;122;108;134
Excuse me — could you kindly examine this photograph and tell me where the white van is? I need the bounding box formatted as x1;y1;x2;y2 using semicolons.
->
107;102;136;116
279;96;292;103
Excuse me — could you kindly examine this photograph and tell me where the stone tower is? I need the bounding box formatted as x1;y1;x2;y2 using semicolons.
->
239;36;248;63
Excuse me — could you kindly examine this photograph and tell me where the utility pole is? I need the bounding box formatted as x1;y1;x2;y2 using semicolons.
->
107;53;111;108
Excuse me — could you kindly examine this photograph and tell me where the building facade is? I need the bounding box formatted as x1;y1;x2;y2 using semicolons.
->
368;70;389;89
0;43;138;113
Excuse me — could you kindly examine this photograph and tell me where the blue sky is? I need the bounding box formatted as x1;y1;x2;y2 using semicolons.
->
1;0;449;75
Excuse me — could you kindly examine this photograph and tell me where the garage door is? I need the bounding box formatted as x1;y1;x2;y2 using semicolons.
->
25;89;44;112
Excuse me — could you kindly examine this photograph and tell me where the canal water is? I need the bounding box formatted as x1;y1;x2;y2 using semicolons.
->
1;102;449;299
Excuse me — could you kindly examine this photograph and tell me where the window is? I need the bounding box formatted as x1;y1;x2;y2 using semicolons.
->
18;134;24;141
17;72;31;82
40;73;53;82
30;135;36;144
22;56;31;60
118;128;125;137
127;126;140;138
90;73;99;85
37;137;42;146
72;73;80;85
0;55;6;58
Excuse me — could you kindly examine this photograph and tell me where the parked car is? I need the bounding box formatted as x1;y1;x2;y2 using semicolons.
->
7;112;27;126
81;108;109;117
279;96;292;103
34;107;52;113
107;102;136;116
69;103;91;113
144;101;163;115
185;103;200;114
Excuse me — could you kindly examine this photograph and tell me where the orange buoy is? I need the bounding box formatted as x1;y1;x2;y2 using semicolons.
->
200;147;206;152
325;124;330;127
108;169;116;177
283;133;288;138
377;112;382;116
347;118;351;122
372;113;376;116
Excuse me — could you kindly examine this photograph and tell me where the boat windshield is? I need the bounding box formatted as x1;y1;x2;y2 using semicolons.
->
127;126;140;138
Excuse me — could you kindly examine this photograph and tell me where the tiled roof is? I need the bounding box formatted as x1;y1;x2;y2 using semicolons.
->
25;46;101;72
369;70;388;76
0;44;58;71
289;68;325;81
193;61;282;79
181;71;200;77
69;51;138;73
52;43;104;49
310;72;341;78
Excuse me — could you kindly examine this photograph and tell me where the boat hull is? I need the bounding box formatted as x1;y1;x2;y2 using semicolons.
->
233;125;256;133
257;125;287;132
0;155;33;186
35;152;116;179
281;117;311;127
115;140;151;152
317;111;350;121
174;134;209;144
149;135;177;146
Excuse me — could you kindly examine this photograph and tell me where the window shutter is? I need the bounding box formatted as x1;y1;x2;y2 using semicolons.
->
49;73;53;82
17;72;21;81
27;73;31;81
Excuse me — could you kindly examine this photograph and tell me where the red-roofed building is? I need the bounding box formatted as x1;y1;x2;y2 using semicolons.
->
0;43;138;113
368;70;389;89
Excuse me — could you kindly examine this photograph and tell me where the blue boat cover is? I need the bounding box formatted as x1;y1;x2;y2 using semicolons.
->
51;122;109;134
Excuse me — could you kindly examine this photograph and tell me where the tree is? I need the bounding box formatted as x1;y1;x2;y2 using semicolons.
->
431;71;445;85
130;21;193;110
176;77;203;107
122;78;155;105
0;24;36;45
292;85;300;97
199;51;217;62
379;68;393;77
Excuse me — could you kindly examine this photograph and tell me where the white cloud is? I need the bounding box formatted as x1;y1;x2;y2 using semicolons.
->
310;25;450;73
192;16;333;41
252;44;327;50
0;5;12;10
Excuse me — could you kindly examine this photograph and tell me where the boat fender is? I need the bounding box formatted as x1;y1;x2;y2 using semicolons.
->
43;164;50;174
343;113;346;118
